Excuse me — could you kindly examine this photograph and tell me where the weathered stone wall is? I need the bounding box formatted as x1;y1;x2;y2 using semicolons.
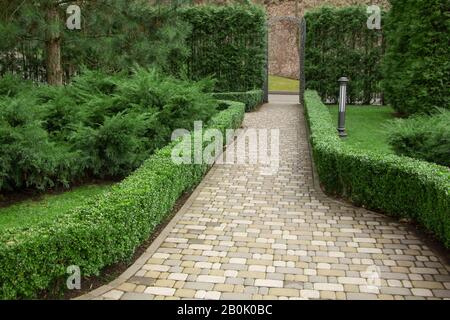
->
266;0;388;79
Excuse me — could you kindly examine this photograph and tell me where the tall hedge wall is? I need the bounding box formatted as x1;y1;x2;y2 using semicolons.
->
305;90;450;248
304;6;385;104
180;5;267;92
381;0;450;115
212;89;263;112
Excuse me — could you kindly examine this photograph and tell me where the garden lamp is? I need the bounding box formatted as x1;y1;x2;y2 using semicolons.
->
337;77;349;138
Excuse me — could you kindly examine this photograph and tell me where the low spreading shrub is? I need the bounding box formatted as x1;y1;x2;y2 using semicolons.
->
387;109;450;167
212;89;263;111
305;90;450;248
0;100;245;299
0;68;218;192
0;74;33;97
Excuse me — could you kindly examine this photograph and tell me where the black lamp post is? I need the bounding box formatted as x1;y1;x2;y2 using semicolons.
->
337;77;349;138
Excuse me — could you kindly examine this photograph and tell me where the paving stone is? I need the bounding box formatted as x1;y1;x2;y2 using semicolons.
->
300;290;320;299
347;293;378;300
268;288;299;297
121;292;154;300
254;279;283;288
221;293;253;300
144;287;176;296
102;290;124;300
128;273;159;286
196;275;226;284
314;283;344;292
174;289;196;298
411;288;433;297
168;273;188;281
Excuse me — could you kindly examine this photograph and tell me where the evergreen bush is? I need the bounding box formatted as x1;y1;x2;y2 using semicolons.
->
304;6;385;104
0;68;218;192
382;0;450;115
387;109;450;167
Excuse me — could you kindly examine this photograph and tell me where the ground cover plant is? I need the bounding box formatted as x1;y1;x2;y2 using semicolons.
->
0;184;113;231
269;75;299;92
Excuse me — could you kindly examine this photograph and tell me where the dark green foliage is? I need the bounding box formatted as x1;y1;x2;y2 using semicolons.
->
304;6;385;104
387;109;450;167
212;89;263;111
0;74;33;97
0;68;218;192
0;3;267;93
381;0;450;115
179;5;267;92
0;95;80;191
0;100;245;299
305;90;450;248
0;0;192;81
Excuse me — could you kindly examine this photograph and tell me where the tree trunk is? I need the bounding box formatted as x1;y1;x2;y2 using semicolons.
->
46;5;63;85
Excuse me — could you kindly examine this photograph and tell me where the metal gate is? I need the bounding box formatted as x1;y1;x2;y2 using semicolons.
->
299;17;306;105
263;17;306;104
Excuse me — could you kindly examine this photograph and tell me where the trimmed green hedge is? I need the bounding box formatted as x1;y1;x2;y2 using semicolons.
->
0;101;245;299
212;89;263;112
382;0;450;115
387;109;450;167
304;90;450;247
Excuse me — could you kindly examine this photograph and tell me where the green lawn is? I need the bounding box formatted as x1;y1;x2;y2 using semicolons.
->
327;105;395;154
0;184;113;231
269;75;299;92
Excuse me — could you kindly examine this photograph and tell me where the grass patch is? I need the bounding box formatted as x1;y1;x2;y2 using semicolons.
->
269;75;299;92
327;105;395;154
0;184;113;231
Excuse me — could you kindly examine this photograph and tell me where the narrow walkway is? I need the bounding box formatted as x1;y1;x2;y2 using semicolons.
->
81;95;450;300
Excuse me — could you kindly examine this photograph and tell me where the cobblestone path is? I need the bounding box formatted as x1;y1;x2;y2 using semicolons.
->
80;95;450;300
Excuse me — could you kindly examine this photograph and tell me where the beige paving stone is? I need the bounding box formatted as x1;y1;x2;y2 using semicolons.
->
117;283;137;292
144;287;176;296
168;273;188;281
254;279;283;288
155;279;175;287
314;283;344;292
121;292;154;300
135;285;146;293
197;275;226;284
300;290;320;299
347;293;377;300
204;291;222;300
411;288;433;297
214;284;235;292
269;288;300;297
174;288;196;298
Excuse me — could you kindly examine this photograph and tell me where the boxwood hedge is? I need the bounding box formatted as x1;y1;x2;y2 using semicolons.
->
304;90;450;247
0;100;245;299
212;89;263;112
